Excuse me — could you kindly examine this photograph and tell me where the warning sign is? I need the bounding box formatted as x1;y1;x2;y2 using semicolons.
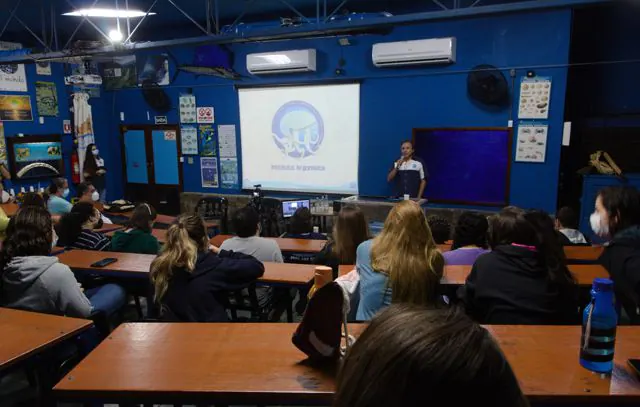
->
197;106;214;124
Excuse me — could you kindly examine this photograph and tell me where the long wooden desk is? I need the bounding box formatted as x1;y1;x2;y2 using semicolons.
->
54;323;640;404
210;234;327;253
57;250;315;286
0;308;93;373
338;264;609;287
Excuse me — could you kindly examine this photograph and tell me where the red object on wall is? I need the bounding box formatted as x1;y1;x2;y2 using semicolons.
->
71;151;80;184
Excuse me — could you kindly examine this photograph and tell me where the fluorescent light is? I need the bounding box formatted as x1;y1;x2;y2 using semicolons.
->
63;8;155;18
109;30;123;42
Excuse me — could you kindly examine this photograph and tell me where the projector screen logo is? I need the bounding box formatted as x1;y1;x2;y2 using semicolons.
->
272;101;324;158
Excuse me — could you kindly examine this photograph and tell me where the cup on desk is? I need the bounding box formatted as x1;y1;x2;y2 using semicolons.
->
403;194;410;201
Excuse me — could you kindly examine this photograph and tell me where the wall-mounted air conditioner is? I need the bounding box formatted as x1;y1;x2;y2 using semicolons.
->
247;49;317;75
372;37;456;67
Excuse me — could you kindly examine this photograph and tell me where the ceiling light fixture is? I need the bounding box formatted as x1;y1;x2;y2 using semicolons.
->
108;29;124;42
63;8;155;18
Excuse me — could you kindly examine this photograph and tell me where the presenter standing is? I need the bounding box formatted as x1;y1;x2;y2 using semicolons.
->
387;140;428;198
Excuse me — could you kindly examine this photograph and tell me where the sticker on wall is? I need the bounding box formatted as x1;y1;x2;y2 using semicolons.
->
35;81;58;117
197;106;214;123
180;126;198;155
0;64;27;92
0;95;33;121
201;157;219;188
198;124;217;157
63;119;72;134
515;123;548;163
179;94;196;123
218;124;237;158
518;77;552;120
36;62;52;76
164;130;176;141
220;157;238;188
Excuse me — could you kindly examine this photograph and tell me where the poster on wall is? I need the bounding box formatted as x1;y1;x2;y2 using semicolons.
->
201;157;219;188
0;121;6;165
218;124;237;158
179;94;196;123
220;157;238;188
102;55;137;90
0;95;33;121
0;64;27;92
518;77;552;119
36;62;52;76
35;81;58;117
180;126;198;155
515;124;548;163
199;124;217;157
138;54;170;86
197;106;214;123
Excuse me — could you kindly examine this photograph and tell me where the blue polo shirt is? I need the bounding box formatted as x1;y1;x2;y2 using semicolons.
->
394;157;428;198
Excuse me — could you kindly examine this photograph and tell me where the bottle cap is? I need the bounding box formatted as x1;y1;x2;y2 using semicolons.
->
593;278;613;292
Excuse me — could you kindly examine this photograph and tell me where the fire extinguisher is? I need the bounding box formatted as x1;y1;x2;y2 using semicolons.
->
71;150;80;184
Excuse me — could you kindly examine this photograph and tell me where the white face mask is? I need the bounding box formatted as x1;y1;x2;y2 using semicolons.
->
62;188;70;198
590;212;609;237
92;149;99;156
91;191;100;201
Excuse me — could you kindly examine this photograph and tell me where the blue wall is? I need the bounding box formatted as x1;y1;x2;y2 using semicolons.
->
96;8;572;212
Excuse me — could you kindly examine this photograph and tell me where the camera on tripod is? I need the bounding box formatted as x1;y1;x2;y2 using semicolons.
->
248;184;264;213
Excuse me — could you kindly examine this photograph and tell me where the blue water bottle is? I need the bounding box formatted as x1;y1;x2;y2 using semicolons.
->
580;278;618;373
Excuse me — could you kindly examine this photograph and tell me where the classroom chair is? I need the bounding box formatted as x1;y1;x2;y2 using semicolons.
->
194;196;228;234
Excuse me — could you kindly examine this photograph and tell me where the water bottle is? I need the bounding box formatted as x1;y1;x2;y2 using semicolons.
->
580;278;617;373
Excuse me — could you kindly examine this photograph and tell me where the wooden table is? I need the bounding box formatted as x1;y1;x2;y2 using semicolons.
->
57;250;315;286
210;234;327;253
338;264;609;287
54;323;640;404
564;245;604;262
0;308;92;373
106;228;167;244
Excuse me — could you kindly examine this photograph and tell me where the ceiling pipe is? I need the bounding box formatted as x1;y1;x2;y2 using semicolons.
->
0;0;610;64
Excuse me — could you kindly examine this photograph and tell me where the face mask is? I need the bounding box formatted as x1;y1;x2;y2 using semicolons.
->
91;191;100;201
62;188;70;198
590;212;609;237
92;149;99;156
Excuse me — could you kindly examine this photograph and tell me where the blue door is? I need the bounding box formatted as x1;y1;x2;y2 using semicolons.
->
151;130;179;185
123;130;148;184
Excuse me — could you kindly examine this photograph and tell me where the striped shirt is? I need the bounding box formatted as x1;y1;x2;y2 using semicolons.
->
72;229;111;251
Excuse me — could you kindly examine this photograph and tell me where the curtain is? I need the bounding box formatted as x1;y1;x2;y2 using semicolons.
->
73;92;95;182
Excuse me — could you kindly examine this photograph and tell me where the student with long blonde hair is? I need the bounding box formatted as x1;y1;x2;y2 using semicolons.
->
150;214;264;322
356;200;445;320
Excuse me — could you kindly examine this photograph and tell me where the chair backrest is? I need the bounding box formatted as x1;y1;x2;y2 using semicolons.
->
195;197;229;234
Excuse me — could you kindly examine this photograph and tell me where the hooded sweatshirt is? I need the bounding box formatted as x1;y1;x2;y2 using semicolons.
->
111;228;160;254
0;256;92;318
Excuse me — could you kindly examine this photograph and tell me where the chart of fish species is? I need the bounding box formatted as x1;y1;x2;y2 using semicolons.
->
518;77;552;119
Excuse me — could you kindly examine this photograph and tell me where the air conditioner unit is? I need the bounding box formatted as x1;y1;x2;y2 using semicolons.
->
247;49;316;75
372;37;456;67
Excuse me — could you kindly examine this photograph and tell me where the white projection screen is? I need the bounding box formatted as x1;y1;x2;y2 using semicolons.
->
238;83;360;194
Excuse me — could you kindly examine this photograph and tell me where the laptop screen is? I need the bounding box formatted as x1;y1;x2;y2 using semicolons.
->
282;200;310;218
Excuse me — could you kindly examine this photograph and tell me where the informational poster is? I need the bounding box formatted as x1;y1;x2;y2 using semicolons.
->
218;124;237;158
180;126;198;155
515;124;548;163
36;62;52;76
102;55;137;90
179;94;196;123
200;157;219;188
0;95;33;121
518;77;552;119
197;106;214;123
0;121;7;164
35;81;58;117
0;64;27;92
138;53;170;86
199;124;217;157
220;157;238;188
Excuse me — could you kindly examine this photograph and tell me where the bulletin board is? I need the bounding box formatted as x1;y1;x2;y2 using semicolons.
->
413;128;512;206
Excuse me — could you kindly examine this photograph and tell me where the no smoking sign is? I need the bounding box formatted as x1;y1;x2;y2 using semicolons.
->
197;106;215;123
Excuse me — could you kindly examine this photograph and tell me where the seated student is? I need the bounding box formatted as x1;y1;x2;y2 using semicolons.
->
0;206;126;318
111;203;160;254
150;214;264;322
458;206;578;325
57;202;111;251
77;182;112;224
283;207;326;240
334;305;528;407
356;200;445;321
46;177;72;215
220;206;284;262
444;212;490;265
555;206;588;245
593;186;640;323
21;192;46;208
427;215;452;244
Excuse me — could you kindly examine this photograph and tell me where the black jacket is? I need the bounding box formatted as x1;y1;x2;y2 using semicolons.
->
599;226;640;323
458;245;578;325
160;250;264;322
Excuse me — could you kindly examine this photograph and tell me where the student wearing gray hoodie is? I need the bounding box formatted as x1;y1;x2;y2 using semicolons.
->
0;206;126;318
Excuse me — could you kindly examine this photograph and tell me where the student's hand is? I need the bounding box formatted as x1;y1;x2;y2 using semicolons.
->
209;244;220;254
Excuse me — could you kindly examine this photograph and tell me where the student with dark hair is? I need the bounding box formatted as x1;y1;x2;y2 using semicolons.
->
150;214;264;322
593;186;640;323
57;202;111;251
220;206;283;262
77;182;112;225
444;212;490;265
82;143;107;202
387;140;428;198
459;206;578;325
22;192;46;209
111;203;160;254
283;207;326;240
0;206;125;317
46;177;72;215
555;206;588;245
427;215;451;244
334;305;528;407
